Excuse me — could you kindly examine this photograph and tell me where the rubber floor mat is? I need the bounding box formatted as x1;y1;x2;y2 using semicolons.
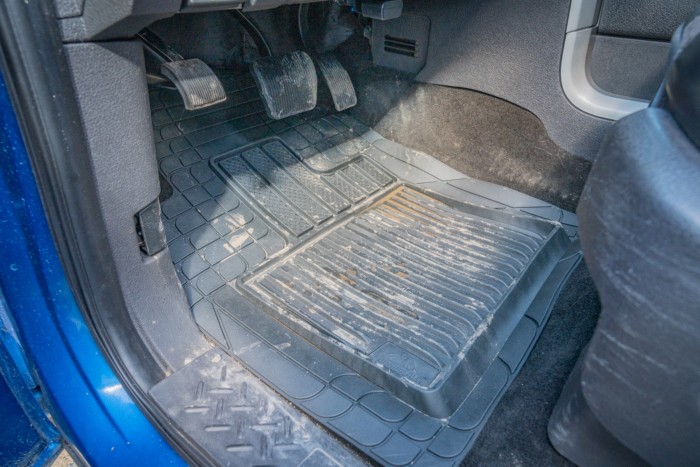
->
150;349;362;466
245;187;561;416
151;70;581;466
241;185;567;417
217;139;392;237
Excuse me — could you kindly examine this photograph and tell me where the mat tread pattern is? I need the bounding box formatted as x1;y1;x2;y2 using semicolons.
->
150;70;581;466
218;142;391;238
248;188;548;389
150;349;359;466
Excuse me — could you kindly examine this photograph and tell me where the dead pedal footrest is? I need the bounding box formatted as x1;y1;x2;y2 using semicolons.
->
251;51;318;120
161;59;226;111
316;53;357;112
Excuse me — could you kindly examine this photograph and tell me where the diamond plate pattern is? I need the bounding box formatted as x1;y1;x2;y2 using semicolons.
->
150;350;359;466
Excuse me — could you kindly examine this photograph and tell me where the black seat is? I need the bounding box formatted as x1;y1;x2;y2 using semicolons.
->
548;10;700;467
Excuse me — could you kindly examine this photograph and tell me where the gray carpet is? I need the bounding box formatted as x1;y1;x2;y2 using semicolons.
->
463;262;601;466
333;26;592;213
409;0;611;160
352;80;592;213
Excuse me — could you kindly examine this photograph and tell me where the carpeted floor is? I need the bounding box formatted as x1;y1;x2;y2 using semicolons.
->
353;81;592;213
462;262;601;466
333;29;592;213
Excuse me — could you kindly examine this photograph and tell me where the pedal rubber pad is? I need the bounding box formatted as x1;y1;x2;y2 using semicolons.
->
161;59;226;111
252;51;318;120
316;54;358;112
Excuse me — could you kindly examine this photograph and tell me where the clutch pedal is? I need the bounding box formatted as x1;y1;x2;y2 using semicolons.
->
161;59;227;111
252;51;318;120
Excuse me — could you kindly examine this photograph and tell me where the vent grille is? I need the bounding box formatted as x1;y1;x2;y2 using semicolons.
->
384;35;418;57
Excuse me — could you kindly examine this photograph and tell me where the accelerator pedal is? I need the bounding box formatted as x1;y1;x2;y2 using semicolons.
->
161;59;226;111
316;53;357;112
252;51;317;120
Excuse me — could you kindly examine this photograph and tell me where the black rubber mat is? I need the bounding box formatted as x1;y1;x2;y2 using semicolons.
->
150;349;362;466
243;186;567;417
150;70;581;466
217;140;391;237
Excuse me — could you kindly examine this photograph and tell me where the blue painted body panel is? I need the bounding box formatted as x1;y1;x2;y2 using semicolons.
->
0;72;184;465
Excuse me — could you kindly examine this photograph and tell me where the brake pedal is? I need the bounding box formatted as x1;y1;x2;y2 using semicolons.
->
161;59;227;111
252;51;318;120
316;54;357;112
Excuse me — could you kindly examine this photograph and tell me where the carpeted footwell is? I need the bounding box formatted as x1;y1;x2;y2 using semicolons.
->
354;83;592;213
149;67;588;465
